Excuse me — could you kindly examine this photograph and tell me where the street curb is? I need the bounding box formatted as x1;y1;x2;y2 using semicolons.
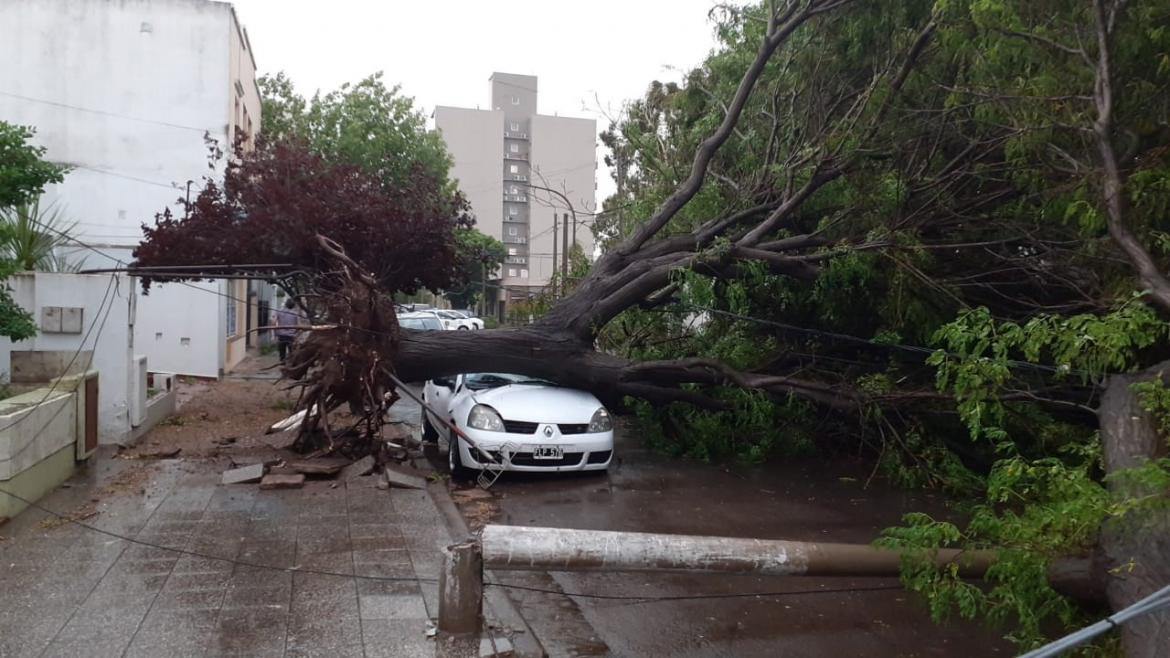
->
423;474;548;658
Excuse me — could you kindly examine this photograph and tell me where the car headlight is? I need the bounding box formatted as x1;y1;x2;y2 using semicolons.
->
588;407;613;432
468;404;505;432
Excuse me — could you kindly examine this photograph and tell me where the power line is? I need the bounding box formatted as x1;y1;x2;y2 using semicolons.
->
69;164;186;190
0;90;214;133
686;304;1084;376
0;484;911;605
0;485;432;584
0;273;118;442
482;579;905;603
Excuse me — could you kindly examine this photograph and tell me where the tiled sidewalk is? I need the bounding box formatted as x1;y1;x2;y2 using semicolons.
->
0;452;506;657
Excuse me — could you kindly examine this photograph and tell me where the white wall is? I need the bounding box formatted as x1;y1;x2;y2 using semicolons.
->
0;0;234;242
0;0;255;378
136;279;225;379
0;273;135;444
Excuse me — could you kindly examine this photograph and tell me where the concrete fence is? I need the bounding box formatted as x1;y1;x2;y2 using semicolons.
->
0;371;97;519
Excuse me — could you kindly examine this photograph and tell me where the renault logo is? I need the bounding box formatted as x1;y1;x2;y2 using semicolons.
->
543;425;554;438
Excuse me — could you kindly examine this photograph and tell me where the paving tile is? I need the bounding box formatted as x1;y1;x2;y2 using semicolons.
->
285;613;364;657
165;570;234;590
359;594;429;621
221;586;291;611
151;587;226;611
207;608;287;656
124;609;218;658
362;619;433;657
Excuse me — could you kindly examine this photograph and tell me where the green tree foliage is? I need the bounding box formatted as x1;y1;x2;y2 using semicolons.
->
257;71;498;301
591;0;1170;648
0;199;82;272
0;121;65;341
0;121;66;209
258;71;451;192
446;229;506;309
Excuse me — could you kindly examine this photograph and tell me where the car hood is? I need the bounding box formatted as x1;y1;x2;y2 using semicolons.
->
470;384;602;423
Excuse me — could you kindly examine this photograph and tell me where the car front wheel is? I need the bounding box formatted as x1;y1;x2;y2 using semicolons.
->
448;436;476;480
421;414;438;443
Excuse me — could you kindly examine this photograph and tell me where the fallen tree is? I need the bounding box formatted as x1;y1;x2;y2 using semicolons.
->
135;0;1170;651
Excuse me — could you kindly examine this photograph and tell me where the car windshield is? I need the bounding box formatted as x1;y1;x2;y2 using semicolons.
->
399;316;442;330
463;373;555;390
437;311;460;319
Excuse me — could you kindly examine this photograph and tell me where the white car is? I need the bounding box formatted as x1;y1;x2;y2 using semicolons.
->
421;373;614;477
407;309;477;330
444;309;484;330
397;313;444;331
437;309;483;330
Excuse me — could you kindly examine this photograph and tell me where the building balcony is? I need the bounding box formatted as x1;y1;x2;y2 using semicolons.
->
506;256;528;265
502;236;528;245
504;130;529;140
504;194;528;203
503;153;529;161
509;174;529;182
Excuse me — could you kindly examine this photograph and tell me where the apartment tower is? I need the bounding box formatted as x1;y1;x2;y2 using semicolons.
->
435;73;596;317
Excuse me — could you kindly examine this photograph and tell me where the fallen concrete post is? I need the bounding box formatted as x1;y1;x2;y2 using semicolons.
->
480;525;995;578
438;539;483;633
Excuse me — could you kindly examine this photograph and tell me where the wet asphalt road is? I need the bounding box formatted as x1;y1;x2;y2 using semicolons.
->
397;390;1008;657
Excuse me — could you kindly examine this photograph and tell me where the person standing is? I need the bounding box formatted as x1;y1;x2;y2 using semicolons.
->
274;299;301;362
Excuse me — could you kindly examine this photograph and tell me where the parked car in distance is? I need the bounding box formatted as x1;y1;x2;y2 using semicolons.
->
438;309;483;330
397;313;443;331
422;373;614;478
407;309;477;330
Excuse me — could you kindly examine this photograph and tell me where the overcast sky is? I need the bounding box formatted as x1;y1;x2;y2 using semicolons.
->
229;0;731;201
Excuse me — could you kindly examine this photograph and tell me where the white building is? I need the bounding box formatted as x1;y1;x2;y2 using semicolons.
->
0;0;264;377
435;73;597;317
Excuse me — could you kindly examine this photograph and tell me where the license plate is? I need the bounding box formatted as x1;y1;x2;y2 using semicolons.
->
532;445;563;460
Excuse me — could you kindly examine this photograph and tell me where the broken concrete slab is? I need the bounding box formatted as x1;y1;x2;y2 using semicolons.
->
259;473;305;489
480;636;515;657
342;455;376;479
264;432;299;451
222;463;264;485
288;458;350;477
384;465;427;490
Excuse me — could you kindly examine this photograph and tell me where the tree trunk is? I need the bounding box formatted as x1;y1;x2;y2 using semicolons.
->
1097;364;1170;656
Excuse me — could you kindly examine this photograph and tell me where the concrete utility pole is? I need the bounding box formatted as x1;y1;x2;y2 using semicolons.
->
478;525;996;578
438;540;482;633
551;213;557;294
561;212;570;284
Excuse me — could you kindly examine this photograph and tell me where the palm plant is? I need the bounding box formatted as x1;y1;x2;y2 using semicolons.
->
0;197;84;272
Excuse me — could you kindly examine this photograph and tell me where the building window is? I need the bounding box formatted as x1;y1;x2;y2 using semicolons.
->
510;122;520;131
508;248;517;256
508;226;517;236
520;269;529;279
508;268;517;277
509;164;519;174
226;294;237;337
509;143;519;153
509;206;518;216
510;186;519;194
511;96;520;105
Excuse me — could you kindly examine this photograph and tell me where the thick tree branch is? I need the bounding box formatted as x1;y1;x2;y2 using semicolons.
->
620;0;850;254
1090;0;1170;312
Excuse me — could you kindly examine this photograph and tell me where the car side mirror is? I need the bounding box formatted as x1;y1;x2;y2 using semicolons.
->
433;376;456;390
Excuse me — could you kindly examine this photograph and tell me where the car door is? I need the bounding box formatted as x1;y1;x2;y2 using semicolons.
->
425;374;462;440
